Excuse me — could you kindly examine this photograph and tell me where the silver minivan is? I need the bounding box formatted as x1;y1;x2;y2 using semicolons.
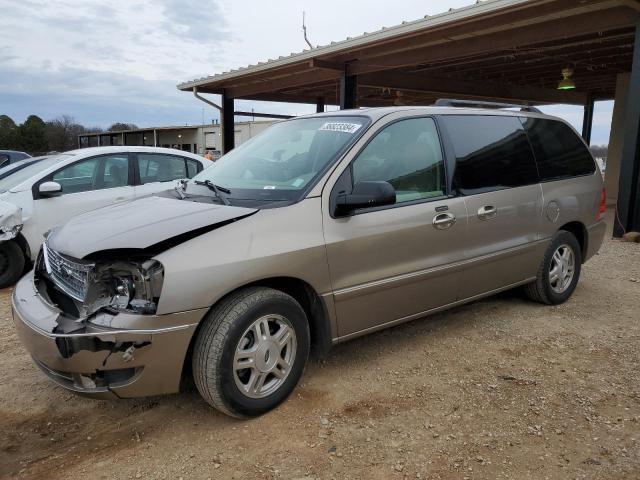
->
13;102;607;417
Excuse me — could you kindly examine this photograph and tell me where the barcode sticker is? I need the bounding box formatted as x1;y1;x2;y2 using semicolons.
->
319;122;362;134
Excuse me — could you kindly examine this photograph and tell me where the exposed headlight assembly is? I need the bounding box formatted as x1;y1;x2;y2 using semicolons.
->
83;259;164;316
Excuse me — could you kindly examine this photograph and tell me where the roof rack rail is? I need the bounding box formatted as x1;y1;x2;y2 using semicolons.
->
434;98;541;114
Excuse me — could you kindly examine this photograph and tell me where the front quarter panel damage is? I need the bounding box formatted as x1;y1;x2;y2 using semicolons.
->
0;200;22;241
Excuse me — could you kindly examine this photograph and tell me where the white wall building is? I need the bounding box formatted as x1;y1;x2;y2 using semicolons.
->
78;120;274;155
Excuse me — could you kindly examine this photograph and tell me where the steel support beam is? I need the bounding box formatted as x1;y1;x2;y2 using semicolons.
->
582;95;595;144
222;91;235;154
340;72;358;109
614;24;640;236
316;97;325;113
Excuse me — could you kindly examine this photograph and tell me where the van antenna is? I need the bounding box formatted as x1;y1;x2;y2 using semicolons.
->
302;11;313;49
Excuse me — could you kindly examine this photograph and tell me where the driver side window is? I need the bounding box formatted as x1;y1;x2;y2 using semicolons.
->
352;117;445;204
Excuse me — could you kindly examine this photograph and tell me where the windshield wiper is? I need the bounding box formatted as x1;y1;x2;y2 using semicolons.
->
194;180;231;205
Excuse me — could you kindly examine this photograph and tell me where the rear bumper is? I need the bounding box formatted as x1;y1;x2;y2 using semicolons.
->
585;220;606;262
12;271;206;399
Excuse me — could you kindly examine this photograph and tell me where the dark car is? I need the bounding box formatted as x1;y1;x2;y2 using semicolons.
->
0;150;32;168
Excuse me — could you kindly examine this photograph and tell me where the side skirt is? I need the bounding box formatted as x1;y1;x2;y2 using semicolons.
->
331;277;536;344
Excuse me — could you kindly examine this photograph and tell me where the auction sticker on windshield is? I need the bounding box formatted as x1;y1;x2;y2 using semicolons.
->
319;122;362;134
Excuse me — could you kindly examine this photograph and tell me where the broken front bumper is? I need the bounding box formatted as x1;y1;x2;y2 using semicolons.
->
12;271;207;399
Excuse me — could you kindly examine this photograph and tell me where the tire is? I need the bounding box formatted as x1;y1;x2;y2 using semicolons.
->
524;230;582;305
0;240;25;289
192;287;310;418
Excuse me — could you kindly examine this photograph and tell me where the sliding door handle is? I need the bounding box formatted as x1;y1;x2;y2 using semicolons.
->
432;212;456;230
477;205;497;220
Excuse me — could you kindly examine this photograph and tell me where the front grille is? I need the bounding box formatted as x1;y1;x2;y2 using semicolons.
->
42;243;93;302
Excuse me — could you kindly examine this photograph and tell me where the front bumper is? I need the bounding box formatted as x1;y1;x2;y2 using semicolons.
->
12;271;206;399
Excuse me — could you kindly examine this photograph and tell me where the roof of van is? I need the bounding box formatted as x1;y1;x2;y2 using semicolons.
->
300;106;560;122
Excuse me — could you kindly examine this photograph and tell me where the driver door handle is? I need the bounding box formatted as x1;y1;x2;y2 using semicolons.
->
477;205;497;220
432;212;456;230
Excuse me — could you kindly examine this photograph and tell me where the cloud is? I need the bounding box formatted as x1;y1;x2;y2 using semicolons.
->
0;0;615;144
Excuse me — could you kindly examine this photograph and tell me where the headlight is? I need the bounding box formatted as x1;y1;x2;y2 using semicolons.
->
86;259;164;315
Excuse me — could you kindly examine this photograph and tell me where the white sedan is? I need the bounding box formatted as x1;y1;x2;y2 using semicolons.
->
0;146;212;287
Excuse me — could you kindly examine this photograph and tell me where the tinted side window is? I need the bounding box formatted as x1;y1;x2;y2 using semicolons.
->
137;154;187;184
520;118;595;181
352;117;446;204
441;115;539;195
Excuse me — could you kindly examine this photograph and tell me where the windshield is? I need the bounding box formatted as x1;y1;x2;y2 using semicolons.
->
190;116;369;203
0;154;72;192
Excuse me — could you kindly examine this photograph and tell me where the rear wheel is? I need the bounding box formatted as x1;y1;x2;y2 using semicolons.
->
192;287;310;418
0;240;25;288
524;230;582;305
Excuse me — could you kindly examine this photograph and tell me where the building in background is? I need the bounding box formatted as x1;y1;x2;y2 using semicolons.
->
78;120;274;156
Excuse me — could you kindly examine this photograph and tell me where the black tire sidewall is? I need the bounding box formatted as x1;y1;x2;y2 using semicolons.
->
541;231;582;305
0;240;25;288
218;295;310;417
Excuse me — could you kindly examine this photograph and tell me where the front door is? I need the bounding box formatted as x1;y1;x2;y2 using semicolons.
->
26;153;135;248
322;115;468;338
438;114;544;298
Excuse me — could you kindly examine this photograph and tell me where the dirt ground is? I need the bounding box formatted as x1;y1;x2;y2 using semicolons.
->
1;237;638;480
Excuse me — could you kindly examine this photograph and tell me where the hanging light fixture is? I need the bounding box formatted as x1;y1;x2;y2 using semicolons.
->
557;67;576;90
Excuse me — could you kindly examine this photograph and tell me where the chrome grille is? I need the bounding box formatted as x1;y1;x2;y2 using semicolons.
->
42;243;93;301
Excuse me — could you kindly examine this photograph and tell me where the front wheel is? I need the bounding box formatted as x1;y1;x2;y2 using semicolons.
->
524;230;582;305
0;240;25;289
192;287;310;418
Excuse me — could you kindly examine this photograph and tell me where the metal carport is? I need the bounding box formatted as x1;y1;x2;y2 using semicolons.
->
178;0;640;236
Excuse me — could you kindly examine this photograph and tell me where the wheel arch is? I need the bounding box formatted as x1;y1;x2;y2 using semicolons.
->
13;232;32;263
558;221;587;262
181;276;333;389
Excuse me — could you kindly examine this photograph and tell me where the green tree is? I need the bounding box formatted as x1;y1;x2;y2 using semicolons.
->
0;115;19;150
18;115;48;154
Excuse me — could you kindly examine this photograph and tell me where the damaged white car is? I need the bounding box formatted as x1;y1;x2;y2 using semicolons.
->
0;147;210;288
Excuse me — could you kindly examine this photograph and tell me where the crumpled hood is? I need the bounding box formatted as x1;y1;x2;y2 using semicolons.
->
0;200;22;241
47;195;257;259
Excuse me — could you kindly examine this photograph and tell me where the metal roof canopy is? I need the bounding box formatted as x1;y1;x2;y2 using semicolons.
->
178;0;640;107
178;0;640;237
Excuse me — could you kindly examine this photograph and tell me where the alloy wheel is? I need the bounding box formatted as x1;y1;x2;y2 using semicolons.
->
549;244;575;294
233;314;297;399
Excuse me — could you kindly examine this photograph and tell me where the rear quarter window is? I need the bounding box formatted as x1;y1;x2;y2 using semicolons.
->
520;117;595;181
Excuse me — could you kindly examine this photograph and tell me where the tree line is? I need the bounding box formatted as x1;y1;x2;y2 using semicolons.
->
0;114;138;155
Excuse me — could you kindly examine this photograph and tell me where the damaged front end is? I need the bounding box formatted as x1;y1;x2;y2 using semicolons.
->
11;243;204;398
0;200;22;241
39;242;164;320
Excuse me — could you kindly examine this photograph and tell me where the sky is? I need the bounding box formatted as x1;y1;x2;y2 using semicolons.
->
0;0;614;145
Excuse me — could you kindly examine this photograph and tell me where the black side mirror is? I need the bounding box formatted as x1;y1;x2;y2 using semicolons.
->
335;181;396;216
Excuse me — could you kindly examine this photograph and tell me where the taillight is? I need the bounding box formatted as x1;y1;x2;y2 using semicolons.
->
596;187;606;221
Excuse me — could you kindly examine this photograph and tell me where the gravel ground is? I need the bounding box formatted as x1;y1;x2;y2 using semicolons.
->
1;237;638;480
